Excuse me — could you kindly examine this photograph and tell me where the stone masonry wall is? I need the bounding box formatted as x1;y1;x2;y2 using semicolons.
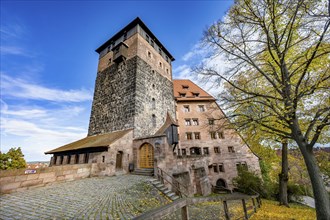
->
0;164;91;194
88;59;137;136
133;56;176;137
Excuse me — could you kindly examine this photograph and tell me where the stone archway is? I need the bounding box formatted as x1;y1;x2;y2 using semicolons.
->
139;143;154;168
216;178;227;188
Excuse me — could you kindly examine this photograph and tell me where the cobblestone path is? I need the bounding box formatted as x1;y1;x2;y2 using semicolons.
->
0;175;171;220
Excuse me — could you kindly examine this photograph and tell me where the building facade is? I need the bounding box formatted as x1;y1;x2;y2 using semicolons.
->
46;17;260;196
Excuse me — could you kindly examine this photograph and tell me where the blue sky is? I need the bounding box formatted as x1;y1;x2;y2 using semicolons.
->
1;0;233;161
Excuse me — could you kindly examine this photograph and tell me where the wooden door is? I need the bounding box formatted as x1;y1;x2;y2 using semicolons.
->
116;152;123;169
139;144;154;168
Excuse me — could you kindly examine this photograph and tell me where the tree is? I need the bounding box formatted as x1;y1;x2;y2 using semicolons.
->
197;0;330;219
0;147;27;170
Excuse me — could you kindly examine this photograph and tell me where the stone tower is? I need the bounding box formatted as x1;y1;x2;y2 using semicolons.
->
88;17;176;138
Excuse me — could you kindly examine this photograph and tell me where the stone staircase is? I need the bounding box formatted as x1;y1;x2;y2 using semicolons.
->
150;179;180;201
132;168;154;176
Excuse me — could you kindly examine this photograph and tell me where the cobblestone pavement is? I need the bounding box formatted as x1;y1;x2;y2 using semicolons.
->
0;175;171;220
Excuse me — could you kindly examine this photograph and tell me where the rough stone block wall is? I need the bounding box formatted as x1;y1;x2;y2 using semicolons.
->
88;58;137;136
133;56;175;138
0;164;91;194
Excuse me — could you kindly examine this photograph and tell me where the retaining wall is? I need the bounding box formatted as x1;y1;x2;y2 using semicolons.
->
0;164;92;194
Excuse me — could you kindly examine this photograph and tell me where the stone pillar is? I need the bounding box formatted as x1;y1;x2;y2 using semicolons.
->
79;154;85;164
62;155;68;165
55;156;61;166
50;156;55;166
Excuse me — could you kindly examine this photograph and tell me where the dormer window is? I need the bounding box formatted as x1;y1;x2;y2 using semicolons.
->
179;93;186;97
182;85;189;90
192;92;200;97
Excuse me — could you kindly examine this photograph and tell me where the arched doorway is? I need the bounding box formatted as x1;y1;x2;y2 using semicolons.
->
139;143;154;168
216;178;227;188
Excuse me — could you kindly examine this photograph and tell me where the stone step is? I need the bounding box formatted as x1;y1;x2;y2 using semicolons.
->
171;195;180;201
166;192;175;197
132;168;154;176
163;189;171;194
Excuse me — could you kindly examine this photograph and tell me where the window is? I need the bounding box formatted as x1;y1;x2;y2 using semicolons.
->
184;105;190;112
146;34;150;43
203;147;209;155
214;147;220;154
166;56;169;62
192;119;199;126
166;68;169;74
148;51;151;58
186;132;192;140
228;146;235;153
182;85;189;89
102;156;105;163
151;40;154;47
107;46;111;52
67;155;71;164
219;163;225;172
59;155;64;165
185;119;191;126
236;163;248;172
152;98;156;109
152;114;156;127
210;132;217;139
218;131;225;139
182;149;187;156
159;48;162;55
159;62;162;68
209;119;215;125
198;105;205;112
192;92;199;97
190;147;201;155
194;132;200;140
75;154;79;164
213;164;219;173
108;58;112;63
123;32;127;41
179;93;186;97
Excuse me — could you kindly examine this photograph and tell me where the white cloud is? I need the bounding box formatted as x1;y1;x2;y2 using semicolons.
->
181;42;208;62
1;73;93;102
0;46;30;56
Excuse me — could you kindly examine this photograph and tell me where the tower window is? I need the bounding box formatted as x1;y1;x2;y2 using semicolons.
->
151;40;154;47
214;147;220;154
198;105;205;112
166;56;169;62
146;34;150;43
185;119;191;126
219;163;225;172
192;119;199;126
159;48;162;55
123;32;127;41
181;149;187;156
159;62;162;68
194;132;200;139
210;132;217;139
148;51;151;58
208;119;215;125
190;147;201;155
218;131;225;139
203;147;209;155
152;114;156;127
186;132;192;140
166;68;169;74
183;105;190;112
228;146;235;153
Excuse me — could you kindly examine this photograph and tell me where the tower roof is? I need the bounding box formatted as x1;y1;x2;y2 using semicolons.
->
96;17;175;61
173;79;215;101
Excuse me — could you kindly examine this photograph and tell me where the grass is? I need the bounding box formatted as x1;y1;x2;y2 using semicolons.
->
250;199;316;220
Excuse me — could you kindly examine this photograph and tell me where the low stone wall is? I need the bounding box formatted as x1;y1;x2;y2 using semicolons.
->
0;164;91;194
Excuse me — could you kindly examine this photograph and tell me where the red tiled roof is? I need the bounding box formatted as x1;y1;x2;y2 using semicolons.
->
173;79;215;101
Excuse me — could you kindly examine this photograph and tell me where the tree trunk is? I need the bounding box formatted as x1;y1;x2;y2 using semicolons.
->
298;142;330;220
279;141;289;207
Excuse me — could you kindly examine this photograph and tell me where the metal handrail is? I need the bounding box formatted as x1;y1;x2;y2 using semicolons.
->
156;167;188;198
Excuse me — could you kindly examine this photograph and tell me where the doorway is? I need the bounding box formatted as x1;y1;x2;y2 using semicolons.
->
139;143;154;168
